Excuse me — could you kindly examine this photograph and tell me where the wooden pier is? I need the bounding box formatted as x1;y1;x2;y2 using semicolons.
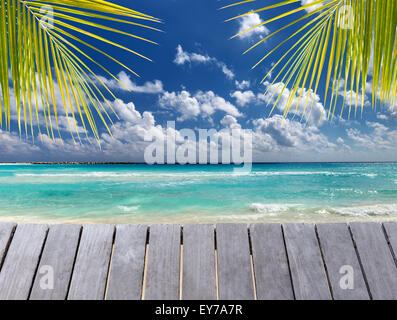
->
0;222;397;300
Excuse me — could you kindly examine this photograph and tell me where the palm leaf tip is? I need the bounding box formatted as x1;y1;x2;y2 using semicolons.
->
225;0;397;121
0;0;160;142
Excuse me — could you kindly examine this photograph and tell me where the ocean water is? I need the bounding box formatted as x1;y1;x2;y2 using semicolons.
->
1;163;397;224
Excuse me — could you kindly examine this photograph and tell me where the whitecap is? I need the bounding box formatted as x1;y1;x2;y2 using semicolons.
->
117;205;139;212
324;203;397;217
250;203;300;215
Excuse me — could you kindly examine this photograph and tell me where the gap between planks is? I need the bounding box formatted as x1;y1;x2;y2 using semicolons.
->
347;224;373;299
1;222;397;300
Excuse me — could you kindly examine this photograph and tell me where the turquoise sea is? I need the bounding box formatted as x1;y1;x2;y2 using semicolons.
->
1;163;397;224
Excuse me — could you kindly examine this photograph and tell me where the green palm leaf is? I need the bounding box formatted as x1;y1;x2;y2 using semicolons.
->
0;0;160;143
223;0;397;123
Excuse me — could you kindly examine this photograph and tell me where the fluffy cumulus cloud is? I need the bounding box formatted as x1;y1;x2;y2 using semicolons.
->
230;82;327;124
346;121;397;151
0;71;165;144
173;45;212;65
363;80;397;119
99;105;160;159
262;82;327;125
1;74;78;118
336;78;371;111
0;130;41;159
235;80;250;90
236;12;270;40
0;75;88;138
173;45;235;79
251;115;336;159
7;98;163;162
3;71;395;163
231;90;256;107
96;71;164;94
0;94;381;163
159;90;242;121
0;84;165;162
230;90;267;107
106;99;142;123
376;113;389;120
220;115;241;129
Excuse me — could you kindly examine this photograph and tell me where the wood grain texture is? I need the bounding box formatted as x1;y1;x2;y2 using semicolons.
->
182;224;216;300
106;225;148;300
250;223;294;300
67;224;114;300
144;224;181;300
316;223;369;300
350;222;397;300
0;224;48;300
216;224;254;300
0;223;16;269
383;222;397;264
0;221;396;301
282;223;331;300
29;224;81;300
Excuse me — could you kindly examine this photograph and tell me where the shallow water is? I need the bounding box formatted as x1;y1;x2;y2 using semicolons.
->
1;163;397;224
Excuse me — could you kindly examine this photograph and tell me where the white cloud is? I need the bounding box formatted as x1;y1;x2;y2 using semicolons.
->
174;45;212;65
106;99;142;123
230;90;257;107
346;121;397;151
97;71;164;94
376;113;389;120
173;45;235;80
342;90;370;109
236;12;270;40
1;74;78;118
0;130;41;158
159;91;201;121
336;137;344;144
248;115;337;161
21;98;163;162
262;82;327;125
252;115;336;153
3;92;394;163
364;80;397;118
220;115;241;129
159;90;242;121
301;0;326;13
235;80;250;90
219;64;235;80
336;79;371;110
195;91;241;117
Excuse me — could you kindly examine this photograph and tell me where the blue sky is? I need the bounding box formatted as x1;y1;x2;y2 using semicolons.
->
1;0;397;162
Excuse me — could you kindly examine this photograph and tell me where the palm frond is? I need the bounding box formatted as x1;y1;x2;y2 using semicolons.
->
0;0;160;142
223;0;397;122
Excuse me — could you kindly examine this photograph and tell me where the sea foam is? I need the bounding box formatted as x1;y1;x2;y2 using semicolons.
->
250;203;299;215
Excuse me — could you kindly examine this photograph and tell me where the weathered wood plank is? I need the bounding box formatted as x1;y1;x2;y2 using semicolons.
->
0;223;16;269
282;223;331;300
144;224;181;300
0;224;48;300
182;224;216;300
106;225;147;300
67;224;114;300
316;223;369;300
250;223;294;300
216;223;254;300
383;222;397;264
29;224;81;300
350;222;397;300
